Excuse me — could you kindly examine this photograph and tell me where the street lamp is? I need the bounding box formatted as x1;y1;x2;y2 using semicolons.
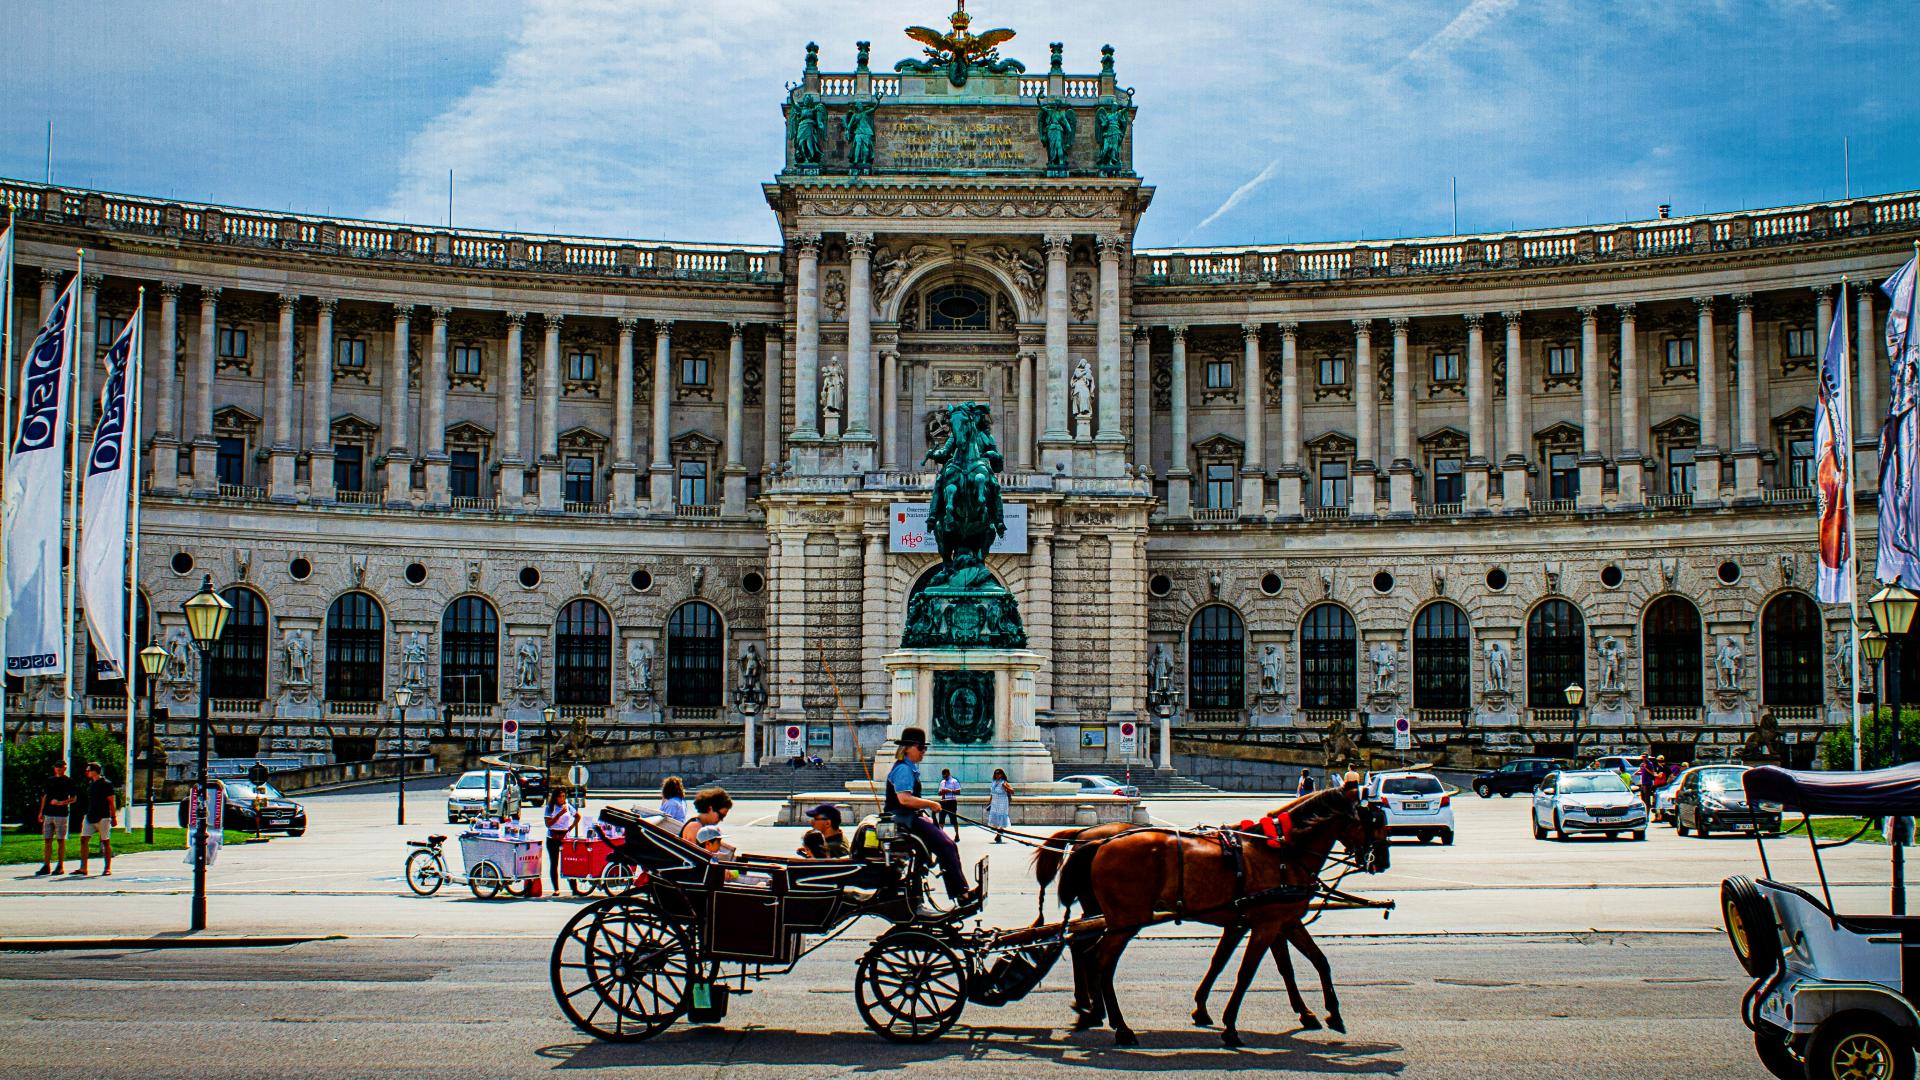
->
1863;630;1889;770
182;575;232;933
395;686;413;826
543;704;558;769
137;644;169;844
1868;583;1919;916
1565;683;1586;764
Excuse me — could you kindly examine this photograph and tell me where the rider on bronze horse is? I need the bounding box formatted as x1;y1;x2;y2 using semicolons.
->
923;401;1006;590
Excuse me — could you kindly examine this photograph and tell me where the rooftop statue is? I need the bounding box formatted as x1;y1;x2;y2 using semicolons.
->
904;401;1026;648
896;2;1026;88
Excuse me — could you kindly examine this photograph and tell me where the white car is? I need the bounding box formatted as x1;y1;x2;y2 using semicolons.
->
1059;774;1141;798
1531;769;1647;841
446;770;523;823
1365;771;1454;845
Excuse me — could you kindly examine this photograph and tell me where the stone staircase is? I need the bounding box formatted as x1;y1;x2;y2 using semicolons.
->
682;761;1222;798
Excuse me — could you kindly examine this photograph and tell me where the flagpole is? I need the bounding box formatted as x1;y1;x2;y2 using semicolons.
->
0;210;14;832
1843;276;1862;769
60;249;81;764
122;289;142;830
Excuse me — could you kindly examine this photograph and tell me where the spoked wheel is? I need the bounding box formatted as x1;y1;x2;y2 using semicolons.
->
469;860;504;900
551;899;697;1043
599;862;635;896
405;850;444;896
855;931;968;1043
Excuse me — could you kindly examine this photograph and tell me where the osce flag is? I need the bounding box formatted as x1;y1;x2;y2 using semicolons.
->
4;278;78;675
1814;296;1853;603
1880;256;1920;584
79;308;138;680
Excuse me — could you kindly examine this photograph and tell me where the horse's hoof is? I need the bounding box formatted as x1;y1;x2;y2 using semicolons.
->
1325;1013;1346;1034
1191;1008;1213;1028
1221;1030;1242;1049
1298;1013;1322;1031
1113;1030;1139;1048
1071;1014;1102;1032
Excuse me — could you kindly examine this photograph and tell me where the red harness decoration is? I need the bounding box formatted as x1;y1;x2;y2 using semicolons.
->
1235;812;1293;848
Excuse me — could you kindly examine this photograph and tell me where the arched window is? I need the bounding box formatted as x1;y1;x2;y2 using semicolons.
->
1643;596;1703;708
924;284;992;331
1188;605;1245;712
85;593;151;697
325;592;385;703
208;587;268;700
555;599;612;706
666;601;725;708
1413;601;1470;711
1762;592;1822;707
441;596;498;706
1526;599;1586;709
1299;603;1357;711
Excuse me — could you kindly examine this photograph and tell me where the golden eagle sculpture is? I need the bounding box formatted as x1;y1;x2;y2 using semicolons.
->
897;2;1026;87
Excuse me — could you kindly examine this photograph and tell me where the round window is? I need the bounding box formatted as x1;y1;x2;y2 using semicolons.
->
1486;568;1508;592
519;566;541;589
934;293;981;322
288;557;312;581
1718;561;1741;586
170;552;194;576
742;571;764;595
405;562;427;586
1148;574;1172;597
631;569;653;592
1260;572;1282;596
1372;571;1394;594
1600;564;1624;589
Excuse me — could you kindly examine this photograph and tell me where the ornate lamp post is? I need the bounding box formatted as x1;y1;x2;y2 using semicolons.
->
183;576;232;932
1869;584;1920;915
542;704;558;775
1862;630;1889;771
394;685;413;826
137;644;170;844
1564;682;1586;764
1148;653;1182;772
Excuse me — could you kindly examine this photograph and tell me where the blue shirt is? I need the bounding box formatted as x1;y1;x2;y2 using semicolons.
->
885;759;921;826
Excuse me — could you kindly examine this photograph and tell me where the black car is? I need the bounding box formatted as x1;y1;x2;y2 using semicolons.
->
1673;765;1781;837
176;779;308;836
1473;758;1558;798
510;766;549;801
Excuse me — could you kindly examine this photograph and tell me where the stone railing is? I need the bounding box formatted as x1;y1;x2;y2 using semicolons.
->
1762;485;1816;505
807;68;1119;104
1190;506;1237;523
1136;190;1920;286
1645;492;1694;510
0;178;779;286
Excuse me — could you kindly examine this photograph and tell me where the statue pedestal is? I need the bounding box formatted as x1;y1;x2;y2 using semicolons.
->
874;648;1065;788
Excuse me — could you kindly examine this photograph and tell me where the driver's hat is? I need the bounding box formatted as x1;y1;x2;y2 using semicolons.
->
899;727;929;749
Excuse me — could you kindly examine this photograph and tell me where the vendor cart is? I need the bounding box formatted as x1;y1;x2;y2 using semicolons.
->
404;827;544;899
559;831;636;896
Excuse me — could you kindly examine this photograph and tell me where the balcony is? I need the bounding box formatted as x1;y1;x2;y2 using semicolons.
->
1190;506;1237;523
326;701;381;717
1646;706;1701;725
1763;486;1816;506
1768;705;1821;723
563;500;611;515
1415;501;1465;519
335;490;381;506
1529;498;1577;514
674;503;722;519
217;484;268;502
1415;709;1469;727
1645;492;1694;510
451;496;498;512
1304;505;1350;522
210;698;265;716
1529;708;1578;726
1189;709;1243;724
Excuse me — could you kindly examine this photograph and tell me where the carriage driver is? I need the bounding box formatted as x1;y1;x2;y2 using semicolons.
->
886;727;976;909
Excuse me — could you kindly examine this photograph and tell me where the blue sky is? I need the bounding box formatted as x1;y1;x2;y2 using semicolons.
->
1;1;1913;248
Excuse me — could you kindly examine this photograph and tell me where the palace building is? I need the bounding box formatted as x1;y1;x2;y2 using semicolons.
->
6;17;1916;779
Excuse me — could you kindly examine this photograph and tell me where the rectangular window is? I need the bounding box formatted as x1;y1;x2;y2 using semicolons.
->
216;437;246;486
96;314;128;348
1665;338;1695;370
333;444;363;492
336;338;367;369
1668;447;1697;494
1317;357;1347;387
1205;463;1235;509
1430;351;1461;383
1787;438;1814;488
680;355;709;387
1785;328;1816;359
450;450;480;498
1318;460;1349;508
452;345;483;377
1204;360;1233;390
1546;345;1577;377
677;459;708;506
218;327;248;359
563;456;594;504
1432;457;1463;504
1549;452;1579;501
566;350;597;383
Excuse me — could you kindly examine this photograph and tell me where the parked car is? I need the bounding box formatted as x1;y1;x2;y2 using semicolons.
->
1059;774;1141;798
1365;770;1454;844
1587;754;1651;777
509;765;549;801
1472;758;1557;798
1653;768;1695;823
446;770;523;823
1674;764;1781;837
175;779;307;836
1531;769;1648;841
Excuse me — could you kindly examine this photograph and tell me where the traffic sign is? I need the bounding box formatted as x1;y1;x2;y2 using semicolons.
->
1393;715;1411;751
567;763;589;789
1117;721;1138;755
782;725;804;757
503;716;520;753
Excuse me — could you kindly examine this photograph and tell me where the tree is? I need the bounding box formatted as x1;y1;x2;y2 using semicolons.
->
1822;707;1920;771
4;727;127;827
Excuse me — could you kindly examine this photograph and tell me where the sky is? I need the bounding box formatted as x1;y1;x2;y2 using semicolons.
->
1;1;1913;249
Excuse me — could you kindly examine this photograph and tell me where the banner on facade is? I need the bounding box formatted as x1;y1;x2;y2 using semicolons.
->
889;502;1027;554
1879;255;1920;584
79;308;139;679
4;278;78;675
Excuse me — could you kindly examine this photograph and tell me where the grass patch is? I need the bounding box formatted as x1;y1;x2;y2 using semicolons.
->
0;827;252;866
1780;816;1891;845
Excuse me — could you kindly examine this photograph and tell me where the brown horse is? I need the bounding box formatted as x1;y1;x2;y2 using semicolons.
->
1053;787;1390;1047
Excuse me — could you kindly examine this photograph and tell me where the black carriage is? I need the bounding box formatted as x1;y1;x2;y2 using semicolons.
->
549;807;1061;1044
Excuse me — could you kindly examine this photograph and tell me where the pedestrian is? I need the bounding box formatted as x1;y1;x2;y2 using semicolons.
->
938;768;962;837
35;761;76;876
657;776;689;824
543;788;577;894
797;803;848;858
1296;769;1315;796
1636;755;1660;808
987;768;1013;843
886;727;974;913
75;762;116;877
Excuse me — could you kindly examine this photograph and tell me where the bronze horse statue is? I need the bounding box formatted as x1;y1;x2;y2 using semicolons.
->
923;401;1005;590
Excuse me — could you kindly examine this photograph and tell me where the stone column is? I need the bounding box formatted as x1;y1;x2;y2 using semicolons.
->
859;529;890;720
1857;283;1880;495
648;320;674;513
383;305;415;507
1131;326;1151;473
536;312;563;512
308;297;337;504
1576;306;1604;509
422;306;451;508
792;234;822;443
1040;234;1072;467
1462;314;1491;511
762;326;784;474
1500;311;1528;510
189;286;220;496
1351;319;1377;517
1732;293;1762;500
1387;317;1415;515
1096;236;1125;452
497;313;526;508
1028;523;1056;715
1694;296;1722;505
724;322;748;515
880;348;900;471
1239;323;1263;514
1167;324;1191;517
78;273;100;436
844;234;875;459
1277;322;1303;517
1017;348;1036;470
611;317;639;514
1616;304;1644;506
268;293;299;502
150;282;182;495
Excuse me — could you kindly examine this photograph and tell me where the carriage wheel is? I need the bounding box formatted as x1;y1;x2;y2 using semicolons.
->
599;863;635;896
550;899;697;1043
855;931;968;1043
405;851;444;897
468;860;504;900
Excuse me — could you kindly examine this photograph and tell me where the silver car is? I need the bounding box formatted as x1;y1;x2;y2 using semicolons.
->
445;770;522;823
1531;769;1647;841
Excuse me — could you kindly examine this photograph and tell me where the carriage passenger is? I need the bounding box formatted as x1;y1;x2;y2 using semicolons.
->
798;803;849;858
886;727;975;909
680;787;737;858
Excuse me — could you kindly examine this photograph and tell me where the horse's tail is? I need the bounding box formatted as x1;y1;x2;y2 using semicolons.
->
1032;827;1087;920
1057;838;1100;918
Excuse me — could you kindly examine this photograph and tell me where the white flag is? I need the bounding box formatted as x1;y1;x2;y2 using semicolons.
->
79;307;137;680
4;277;77;676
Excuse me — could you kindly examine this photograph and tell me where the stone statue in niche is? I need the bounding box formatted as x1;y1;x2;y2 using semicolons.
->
925;407;953;452
165;632;197;691
1483;640;1509;695
820;359;845;430
1833;630;1854;691
1717;636;1745;693
401;633;431;691
1150;644;1174;700
739;644;762;695
1069;271;1093;322
1368;642;1398;695
283;631;312;688
1070;357;1095;428
626;639;654;698
1598;635;1626;692
515;639;542;690
1258;644;1283;696
823;269;847;322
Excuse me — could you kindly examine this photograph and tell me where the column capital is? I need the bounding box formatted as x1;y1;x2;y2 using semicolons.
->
81;271;104;290
315;296;338;316
1577;305;1598;324
37;266;62;288
430;305;453;324
1501;309;1523;326
1097;235;1127;259
542;311;565;332
277;292;300;314
1464;313;1485;331
1168;323;1187;342
1693;295;1716;316
505;311;527;329
1278;321;1300;342
199;285;222;305
653;318;673;339
393;304;415;325
616;316;639;333
1732;292;1754;311
1351;317;1373;336
1044;233;1073;257
1389;317;1410;334
1853;280;1879;302
729;321;748;341
159;281;185;301
1615;301;1637;319
1811;283;1835;303
764;322;785;340
795;232;823;256
1131;324;1149;342
1241;322;1261;341
846;232;874;255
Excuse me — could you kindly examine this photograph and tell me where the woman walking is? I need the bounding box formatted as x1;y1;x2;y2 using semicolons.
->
987;768;1014;843
543;788;576;894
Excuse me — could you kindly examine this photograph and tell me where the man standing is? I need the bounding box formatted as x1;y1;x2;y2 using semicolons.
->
937;769;962;838
34;761;76;876
75;762;117;877
885;728;974;913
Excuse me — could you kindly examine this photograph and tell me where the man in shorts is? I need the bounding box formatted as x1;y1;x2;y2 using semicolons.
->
74;762;116;877
35;762;76;876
